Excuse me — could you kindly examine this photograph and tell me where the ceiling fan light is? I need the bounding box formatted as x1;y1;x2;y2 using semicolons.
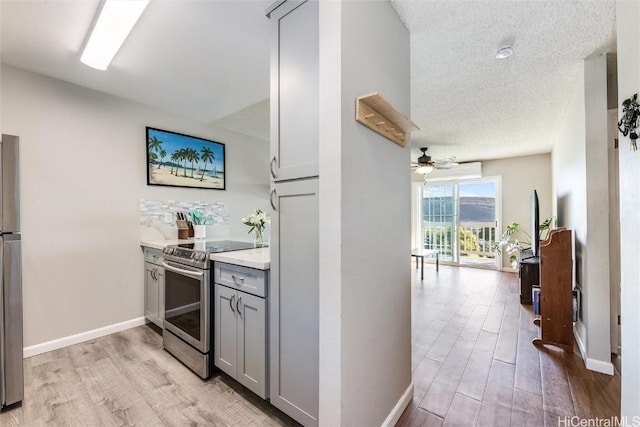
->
80;0;150;70
415;165;434;174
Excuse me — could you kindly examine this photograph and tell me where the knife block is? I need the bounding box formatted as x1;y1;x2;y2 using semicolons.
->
178;228;189;240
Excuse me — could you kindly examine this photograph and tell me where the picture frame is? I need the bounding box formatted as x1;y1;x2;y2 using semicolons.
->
146;127;225;190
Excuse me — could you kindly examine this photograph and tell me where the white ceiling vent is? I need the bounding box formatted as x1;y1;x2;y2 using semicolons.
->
424;162;482;182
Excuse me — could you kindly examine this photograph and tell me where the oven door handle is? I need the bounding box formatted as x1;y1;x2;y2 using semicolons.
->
161;261;204;280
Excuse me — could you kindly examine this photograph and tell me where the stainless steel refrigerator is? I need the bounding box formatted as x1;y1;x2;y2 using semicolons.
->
0;134;22;409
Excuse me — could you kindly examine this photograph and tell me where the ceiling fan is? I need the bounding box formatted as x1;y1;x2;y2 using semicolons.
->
411;147;458;174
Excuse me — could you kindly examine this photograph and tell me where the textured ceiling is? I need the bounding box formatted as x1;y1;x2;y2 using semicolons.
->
1;1;617;160
391;0;616;163
212;98;270;141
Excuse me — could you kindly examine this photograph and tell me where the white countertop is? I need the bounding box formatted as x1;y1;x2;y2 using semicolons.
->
211;248;270;270
140;238;270;270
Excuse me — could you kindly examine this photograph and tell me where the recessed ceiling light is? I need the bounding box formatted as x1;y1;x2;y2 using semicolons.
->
81;0;150;70
496;46;513;60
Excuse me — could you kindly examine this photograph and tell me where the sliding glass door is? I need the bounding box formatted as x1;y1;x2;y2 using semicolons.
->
421;184;457;262
458;181;498;268
416;178;500;269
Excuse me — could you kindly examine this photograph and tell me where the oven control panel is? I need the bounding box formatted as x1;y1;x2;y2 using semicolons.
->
163;246;210;268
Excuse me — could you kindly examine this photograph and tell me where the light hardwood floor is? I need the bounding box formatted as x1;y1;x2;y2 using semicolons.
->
0;324;297;426
398;263;621;427
0;264;621;426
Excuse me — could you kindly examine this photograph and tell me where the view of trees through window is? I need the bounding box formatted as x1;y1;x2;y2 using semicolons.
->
422;181;497;266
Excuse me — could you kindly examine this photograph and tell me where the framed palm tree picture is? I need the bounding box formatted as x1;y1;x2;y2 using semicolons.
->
146;127;225;190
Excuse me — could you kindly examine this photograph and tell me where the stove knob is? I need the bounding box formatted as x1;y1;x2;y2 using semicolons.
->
163;247;173;255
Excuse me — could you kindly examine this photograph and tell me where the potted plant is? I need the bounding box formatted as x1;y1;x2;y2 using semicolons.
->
494;217;554;268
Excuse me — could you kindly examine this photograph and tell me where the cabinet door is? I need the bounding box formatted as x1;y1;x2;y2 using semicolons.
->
144;262;160;326
270;179;319;426
269;0;319;181
237;292;267;398
157;267;165;327
214;284;238;378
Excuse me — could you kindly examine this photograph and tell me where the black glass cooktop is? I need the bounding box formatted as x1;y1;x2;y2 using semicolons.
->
178;240;265;253
205;240;264;253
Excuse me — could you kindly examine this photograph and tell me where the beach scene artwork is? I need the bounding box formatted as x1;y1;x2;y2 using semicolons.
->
147;127;225;190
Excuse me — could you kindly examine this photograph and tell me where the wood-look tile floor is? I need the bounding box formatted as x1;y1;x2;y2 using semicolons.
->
398;264;621;427
0;324;297;427
0;264;621;427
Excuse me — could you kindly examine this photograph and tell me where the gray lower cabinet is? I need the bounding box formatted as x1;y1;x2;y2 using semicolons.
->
269;178;319;426
144;248;164;328
214;263;268;399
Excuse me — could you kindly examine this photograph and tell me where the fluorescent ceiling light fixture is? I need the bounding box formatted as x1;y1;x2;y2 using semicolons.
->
81;0;150;70
415;165;434;174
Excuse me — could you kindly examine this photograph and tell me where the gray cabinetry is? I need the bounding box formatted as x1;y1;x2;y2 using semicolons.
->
269;0;319;182
144;248;164;328
214;263;268;399
267;0;320;425
269;179;319;426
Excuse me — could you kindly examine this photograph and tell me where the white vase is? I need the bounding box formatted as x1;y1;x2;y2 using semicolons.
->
194;224;206;240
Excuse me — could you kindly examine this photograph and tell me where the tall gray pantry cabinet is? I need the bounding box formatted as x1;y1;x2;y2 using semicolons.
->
267;1;320;426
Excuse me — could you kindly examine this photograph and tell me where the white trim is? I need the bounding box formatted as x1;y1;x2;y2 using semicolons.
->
574;326;587;359
573;327;615;376
23;317;147;358
501;266;518;273
381;382;413;427
585;358;615;376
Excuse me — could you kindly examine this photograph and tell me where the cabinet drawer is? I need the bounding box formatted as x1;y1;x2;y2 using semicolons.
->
215;263;267;297
144;247;163;265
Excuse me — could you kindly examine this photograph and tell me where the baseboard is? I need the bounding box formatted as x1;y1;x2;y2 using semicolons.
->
585;358;615;376
382;382;413;427
23;317;147;358
501;266;518;273
573;328;615;376
574;327;587;359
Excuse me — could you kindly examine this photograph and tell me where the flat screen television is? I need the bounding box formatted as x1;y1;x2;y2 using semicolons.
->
531;189;540;257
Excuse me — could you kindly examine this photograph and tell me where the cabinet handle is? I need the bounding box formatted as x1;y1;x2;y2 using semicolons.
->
151;268;157;281
236;296;242;317
270;156;277;179
230;294;236;313
270;188;277;211
231;274;244;284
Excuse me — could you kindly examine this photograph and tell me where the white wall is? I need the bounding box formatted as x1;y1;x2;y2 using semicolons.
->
553;64;588;351
552;55;613;374
617;0;640;418
483;154;552;269
1;64;269;348
339;1;411;424
583;54;612;367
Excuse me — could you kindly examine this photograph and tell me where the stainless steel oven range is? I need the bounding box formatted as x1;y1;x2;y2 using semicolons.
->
161;240;260;379
161;246;212;378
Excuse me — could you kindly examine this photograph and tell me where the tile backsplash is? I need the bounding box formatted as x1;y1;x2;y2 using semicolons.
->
139;199;231;241
139;199;229;226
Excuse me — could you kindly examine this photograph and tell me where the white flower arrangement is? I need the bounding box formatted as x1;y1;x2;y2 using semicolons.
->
242;209;269;243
